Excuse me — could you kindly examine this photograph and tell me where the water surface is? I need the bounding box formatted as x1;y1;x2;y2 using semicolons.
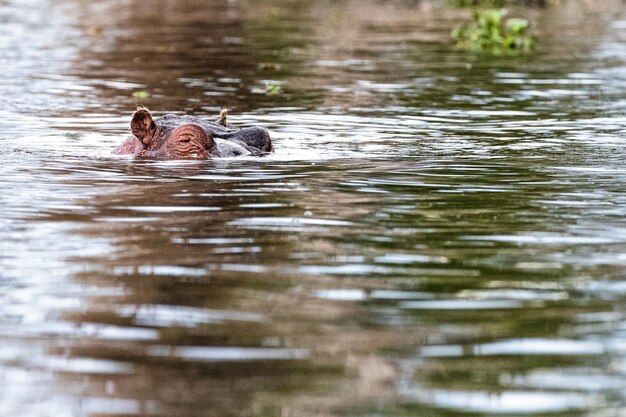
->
1;0;626;416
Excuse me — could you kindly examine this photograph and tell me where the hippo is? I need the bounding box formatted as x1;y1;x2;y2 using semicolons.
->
114;108;273;159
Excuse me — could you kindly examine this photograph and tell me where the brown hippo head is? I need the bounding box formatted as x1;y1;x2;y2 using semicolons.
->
114;108;273;159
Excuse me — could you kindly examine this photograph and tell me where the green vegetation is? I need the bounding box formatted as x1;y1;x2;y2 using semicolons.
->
132;90;151;100
448;0;505;7
452;8;535;54
449;0;557;6
265;83;283;96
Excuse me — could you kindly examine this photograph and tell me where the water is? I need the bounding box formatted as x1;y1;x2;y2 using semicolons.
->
1;0;626;416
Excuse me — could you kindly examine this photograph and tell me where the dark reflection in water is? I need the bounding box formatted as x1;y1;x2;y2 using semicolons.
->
1;0;626;416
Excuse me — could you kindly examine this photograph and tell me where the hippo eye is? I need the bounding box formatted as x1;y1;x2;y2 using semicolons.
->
172;125;206;142
166;124;215;159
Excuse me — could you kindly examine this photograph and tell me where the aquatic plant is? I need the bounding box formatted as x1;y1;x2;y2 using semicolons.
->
132;90;151;100
448;0;505;7
265;83;283;96
449;0;557;6
452;8;535;54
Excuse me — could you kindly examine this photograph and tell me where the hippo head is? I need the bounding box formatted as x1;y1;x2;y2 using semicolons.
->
129;108;214;159
113;108;273;159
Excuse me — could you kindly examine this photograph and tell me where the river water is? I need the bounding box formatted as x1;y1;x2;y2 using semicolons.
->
1;0;626;416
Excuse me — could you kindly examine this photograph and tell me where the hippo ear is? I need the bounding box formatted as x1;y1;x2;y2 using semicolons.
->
130;108;156;144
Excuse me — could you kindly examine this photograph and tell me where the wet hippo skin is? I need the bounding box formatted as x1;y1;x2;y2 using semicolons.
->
114;108;273;159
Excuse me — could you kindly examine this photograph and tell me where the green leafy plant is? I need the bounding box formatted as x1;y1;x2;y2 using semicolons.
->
448;0;505;7
265;83;283;96
448;0;557;6
132;90;151;100
452;8;535;54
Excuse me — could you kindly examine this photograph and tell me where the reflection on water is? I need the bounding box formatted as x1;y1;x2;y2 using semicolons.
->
1;0;626;416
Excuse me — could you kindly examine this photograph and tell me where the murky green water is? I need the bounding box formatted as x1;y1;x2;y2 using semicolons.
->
1;0;626;416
